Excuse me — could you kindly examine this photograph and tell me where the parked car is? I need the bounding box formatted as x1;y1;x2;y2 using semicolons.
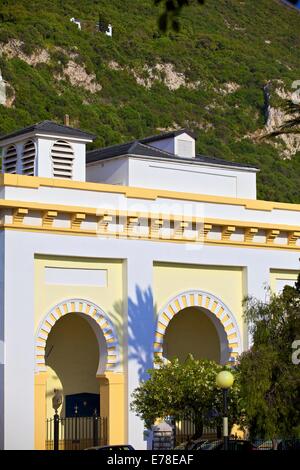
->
189;439;210;450
85;444;135;450
174;439;209;450
199;439;255;451
277;439;300;451
252;440;273;450
252;439;300;450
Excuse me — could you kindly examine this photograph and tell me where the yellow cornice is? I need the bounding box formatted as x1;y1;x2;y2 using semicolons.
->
0;198;299;249
1;173;300;212
0;199;300;232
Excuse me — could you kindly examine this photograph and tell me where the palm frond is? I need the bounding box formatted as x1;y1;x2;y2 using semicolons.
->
262;100;300;139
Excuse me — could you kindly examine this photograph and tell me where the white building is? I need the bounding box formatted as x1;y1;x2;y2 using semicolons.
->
70;17;81;30
0;120;299;450
105;24;112;37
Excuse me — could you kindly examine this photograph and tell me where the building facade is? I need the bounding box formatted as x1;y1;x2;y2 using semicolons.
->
0;121;299;450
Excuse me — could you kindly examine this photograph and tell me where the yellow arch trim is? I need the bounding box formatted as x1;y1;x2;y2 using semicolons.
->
35;299;120;374
154;290;242;364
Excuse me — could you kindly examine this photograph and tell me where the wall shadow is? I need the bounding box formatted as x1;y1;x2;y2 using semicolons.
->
128;286;155;382
112;286;155;383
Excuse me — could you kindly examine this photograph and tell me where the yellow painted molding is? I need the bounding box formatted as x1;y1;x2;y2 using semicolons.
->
42;210;58;227
34;372;48;450
244;227;258;243
35;299;120;374
1;172;300;212
0;198;300;249
266;229;280;243
98;373;125;445
1;199;300;232
154;290;242;365
71;212;86;229
222;225;236;240
288;231;300;246
13;207;28;224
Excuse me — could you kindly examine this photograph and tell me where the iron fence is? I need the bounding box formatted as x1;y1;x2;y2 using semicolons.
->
46;414;108;450
174;415;220;447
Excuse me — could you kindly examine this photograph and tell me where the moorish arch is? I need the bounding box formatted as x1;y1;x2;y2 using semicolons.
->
154;290;242;365
35;298;120;374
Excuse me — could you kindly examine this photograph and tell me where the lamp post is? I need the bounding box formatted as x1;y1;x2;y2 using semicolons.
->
216;370;234;451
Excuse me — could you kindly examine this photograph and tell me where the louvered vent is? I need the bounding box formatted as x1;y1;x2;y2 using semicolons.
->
3;145;17;173
176;139;194;158
22;140;36;176
51;140;74;179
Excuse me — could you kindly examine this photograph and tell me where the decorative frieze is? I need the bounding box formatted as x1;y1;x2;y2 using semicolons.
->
13;207;28;224
42;210;58;227
0;201;300;249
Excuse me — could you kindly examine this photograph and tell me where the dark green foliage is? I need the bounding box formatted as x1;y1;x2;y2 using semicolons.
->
0;1;299;202
131;355;242;431
239;276;300;439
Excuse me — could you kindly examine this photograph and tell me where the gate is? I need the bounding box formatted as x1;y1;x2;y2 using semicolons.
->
46;413;108;450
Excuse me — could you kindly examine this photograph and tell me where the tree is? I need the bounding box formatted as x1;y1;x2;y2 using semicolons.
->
155;1;299;31
238;275;300;442
155;0;205;31
131;355;242;436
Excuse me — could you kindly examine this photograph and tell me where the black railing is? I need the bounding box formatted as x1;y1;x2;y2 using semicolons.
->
152;430;174;450
174;415;219;447
46;414;108;450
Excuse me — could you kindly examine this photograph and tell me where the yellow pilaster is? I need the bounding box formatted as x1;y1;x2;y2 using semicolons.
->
98;372;125;445
34;372;48;450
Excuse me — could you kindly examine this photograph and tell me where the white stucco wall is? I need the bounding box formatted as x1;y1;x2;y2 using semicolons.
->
1;225;300;449
3;183;300;229
86;158;129;185
128;157;257;198
85;155;257;199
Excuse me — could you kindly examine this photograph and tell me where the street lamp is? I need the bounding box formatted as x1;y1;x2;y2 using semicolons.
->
216;370;234;451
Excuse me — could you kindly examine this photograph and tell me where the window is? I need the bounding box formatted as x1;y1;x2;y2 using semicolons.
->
3;145;18;173
22;140;36;176
51;140;74;178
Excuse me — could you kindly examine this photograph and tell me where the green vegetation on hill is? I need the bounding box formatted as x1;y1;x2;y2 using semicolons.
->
0;0;300;202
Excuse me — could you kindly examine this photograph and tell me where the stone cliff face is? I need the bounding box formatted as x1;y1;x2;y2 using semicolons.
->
2;39;299;157
0;74;5;105
246;81;300;159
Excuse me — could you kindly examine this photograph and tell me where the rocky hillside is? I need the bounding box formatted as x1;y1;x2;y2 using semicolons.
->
0;0;300;202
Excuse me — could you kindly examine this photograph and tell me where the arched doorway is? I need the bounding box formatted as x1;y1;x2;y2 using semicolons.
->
154;290;242;365
163;307;221;362
155;291;242;443
45;314;100;419
34;299;124;449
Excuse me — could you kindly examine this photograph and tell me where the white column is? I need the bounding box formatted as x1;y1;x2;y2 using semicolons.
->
124;254;154;450
4;231;35;449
